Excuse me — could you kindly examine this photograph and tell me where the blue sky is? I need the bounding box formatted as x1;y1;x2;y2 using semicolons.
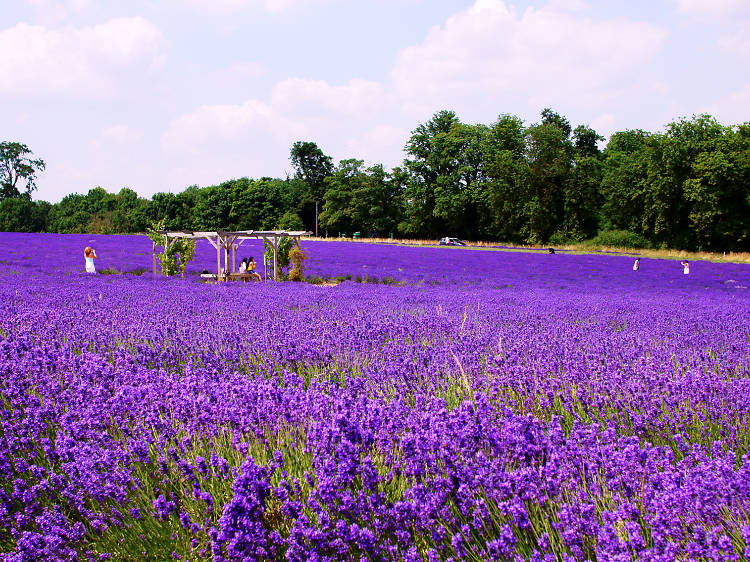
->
2;0;749;202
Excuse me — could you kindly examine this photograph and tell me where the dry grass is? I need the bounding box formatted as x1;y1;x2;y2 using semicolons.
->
300;236;750;264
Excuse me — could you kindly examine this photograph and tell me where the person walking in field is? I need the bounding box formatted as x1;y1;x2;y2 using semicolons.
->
84;246;97;273
633;258;640;271
681;260;690;275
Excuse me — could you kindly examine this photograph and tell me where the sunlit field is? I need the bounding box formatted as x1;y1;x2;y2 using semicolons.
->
1;232;749;560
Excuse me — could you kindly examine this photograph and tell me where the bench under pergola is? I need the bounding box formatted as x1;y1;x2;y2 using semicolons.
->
152;230;311;281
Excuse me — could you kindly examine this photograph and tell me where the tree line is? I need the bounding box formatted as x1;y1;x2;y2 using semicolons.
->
2;108;749;251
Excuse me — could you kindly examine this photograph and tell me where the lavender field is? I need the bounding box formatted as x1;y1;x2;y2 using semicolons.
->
1;232;750;561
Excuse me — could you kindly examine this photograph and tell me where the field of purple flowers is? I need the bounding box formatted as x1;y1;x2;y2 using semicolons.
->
1;232;750;561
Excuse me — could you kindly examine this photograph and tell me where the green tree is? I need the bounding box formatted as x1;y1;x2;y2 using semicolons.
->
47;193;90;233
683;124;750;251
351;164;402;237
541;108;572;138
402;110;486;239
562;125;605;240
112;187;149;233
0;142;46;200
228;178;296;231
523;118;572;243
0;198;50;232
478;114;529;241
192;184;233;230
290;141;333;233
319;159;362;235
600;129;653;235
647;115;727;249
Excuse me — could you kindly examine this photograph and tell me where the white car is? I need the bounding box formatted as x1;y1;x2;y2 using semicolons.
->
439;237;466;246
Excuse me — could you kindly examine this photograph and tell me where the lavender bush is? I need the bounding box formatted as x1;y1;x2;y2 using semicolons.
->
0;232;749;560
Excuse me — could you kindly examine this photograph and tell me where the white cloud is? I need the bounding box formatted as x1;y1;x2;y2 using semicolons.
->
229;61;267;77
271;78;387;118
702;86;750;126
718;34;750;57
344;125;409;169
676;0;750;19
161;99;297;152
101;124;143;144
24;0;95;24
159;76;403;187
165;0;338;15
391;0;667;121
163;78;389;151
0;17;167;97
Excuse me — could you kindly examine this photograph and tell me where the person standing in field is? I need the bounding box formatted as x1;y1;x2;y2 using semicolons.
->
84;246;97;273
633;258;640;271
681;260;690;275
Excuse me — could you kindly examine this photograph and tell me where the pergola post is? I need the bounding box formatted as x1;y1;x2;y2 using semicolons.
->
223;237;230;281
216;236;221;280
273;236;279;281
152;240;157;275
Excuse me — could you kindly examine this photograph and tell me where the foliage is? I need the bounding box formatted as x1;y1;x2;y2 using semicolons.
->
146;219;196;276
5;110;750;252
0;141;46;199
290;141;334;232
264;236;293;278
586;229;651;249
287;241;307;282
0;198;50;232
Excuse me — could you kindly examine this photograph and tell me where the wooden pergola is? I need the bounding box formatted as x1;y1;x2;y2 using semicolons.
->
152;230;311;281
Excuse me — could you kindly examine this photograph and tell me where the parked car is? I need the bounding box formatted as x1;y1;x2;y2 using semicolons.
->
439;237;466;246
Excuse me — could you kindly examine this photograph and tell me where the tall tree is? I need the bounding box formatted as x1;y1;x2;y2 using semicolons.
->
564;125;605;239
0;142;46;199
0;198;49;232
479;114;528;241
401;110;471;238
600;129;653;234
648;114;727;249
541;108;572;138
523;117;572;243
112;187;149;233
683;123;750;251
290;141;333;233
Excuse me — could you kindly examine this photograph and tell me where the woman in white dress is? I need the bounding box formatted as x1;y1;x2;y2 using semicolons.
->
84;246;97;273
680;260;689;275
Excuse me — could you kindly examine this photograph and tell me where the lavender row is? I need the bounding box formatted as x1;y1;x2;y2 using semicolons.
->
0;233;749;560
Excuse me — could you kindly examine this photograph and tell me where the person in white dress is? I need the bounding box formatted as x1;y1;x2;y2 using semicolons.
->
633;258;640;271
84;246;97;273
681;260;690;275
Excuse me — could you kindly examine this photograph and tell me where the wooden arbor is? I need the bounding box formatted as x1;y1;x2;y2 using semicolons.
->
152;230;310;281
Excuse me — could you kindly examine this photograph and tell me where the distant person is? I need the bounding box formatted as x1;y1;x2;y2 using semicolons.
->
548;248;555;254
633;258;640;271
681;260;690;275
247;256;261;281
84;246;97;273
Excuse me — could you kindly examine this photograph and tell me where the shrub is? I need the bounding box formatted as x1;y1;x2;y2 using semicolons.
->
288;242;307;282
126;267;148;276
585;230;650;249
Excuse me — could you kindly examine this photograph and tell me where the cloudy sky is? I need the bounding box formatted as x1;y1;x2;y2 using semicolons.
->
2;0;749;202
